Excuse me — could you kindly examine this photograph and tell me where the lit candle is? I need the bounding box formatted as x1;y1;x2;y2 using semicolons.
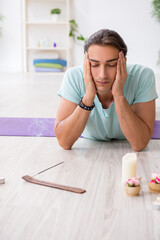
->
0;176;5;184
152;196;160;210
122;153;137;184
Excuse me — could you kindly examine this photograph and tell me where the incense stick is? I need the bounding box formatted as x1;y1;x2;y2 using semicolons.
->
32;161;64;177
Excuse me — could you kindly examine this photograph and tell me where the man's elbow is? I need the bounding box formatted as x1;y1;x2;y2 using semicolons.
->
55;133;72;150
131;139;150;152
58;139;72;150
132;145;145;152
54;129;72;150
54;124;72;150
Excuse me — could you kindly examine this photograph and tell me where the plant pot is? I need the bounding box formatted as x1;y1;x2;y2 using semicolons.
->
148;182;160;193
125;185;141;196
51;14;60;22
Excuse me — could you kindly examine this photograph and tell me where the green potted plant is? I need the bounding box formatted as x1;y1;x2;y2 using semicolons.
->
152;0;160;22
69;19;87;45
50;8;61;22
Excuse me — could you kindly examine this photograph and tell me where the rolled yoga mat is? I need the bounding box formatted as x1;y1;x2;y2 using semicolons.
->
0;117;159;139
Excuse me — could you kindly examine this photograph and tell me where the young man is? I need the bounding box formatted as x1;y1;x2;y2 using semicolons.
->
54;29;158;151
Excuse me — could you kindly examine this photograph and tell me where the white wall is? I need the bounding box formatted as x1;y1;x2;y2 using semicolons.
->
0;0;159;105
71;0;160;71
70;0;160;107
0;0;22;72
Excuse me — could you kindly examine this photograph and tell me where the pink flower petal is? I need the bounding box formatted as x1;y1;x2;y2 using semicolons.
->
150;180;155;183
132;177;138;181
155;177;160;184
152;171;158;179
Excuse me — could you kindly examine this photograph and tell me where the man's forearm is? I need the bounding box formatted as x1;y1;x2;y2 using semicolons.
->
114;96;151;151
55;95;94;150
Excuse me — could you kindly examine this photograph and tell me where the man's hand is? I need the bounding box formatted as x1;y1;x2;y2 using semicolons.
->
112;51;128;98
83;52;96;104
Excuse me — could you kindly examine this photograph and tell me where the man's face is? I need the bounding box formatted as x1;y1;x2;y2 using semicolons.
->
88;44;119;94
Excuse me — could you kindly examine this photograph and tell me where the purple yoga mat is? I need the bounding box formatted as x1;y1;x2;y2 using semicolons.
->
0;117;159;139
152;120;160;139
0;118;56;137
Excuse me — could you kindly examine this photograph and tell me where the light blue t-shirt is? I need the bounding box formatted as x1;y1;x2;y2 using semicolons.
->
58;64;158;141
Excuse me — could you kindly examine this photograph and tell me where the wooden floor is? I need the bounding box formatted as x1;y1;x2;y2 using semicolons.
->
0;73;160;240
0;73;62;118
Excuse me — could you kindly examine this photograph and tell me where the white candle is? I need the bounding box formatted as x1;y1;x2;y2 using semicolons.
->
152;197;160;210
122;153;137;184
0;176;5;184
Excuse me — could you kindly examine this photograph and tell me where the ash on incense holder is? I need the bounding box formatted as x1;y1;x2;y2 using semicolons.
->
124;177;141;197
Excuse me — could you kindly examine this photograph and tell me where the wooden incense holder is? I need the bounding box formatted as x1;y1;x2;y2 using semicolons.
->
22;175;86;194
